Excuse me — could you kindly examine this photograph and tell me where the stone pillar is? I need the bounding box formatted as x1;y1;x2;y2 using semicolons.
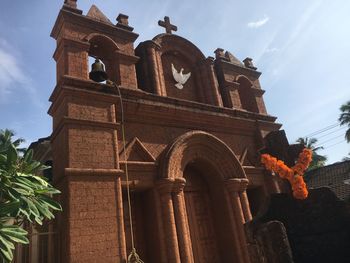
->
146;42;163;96
224;189;245;263
226;178;251;263
198;57;223;107
156;179;181;263
173;178;194;263
239;180;253;222
153;189;169;263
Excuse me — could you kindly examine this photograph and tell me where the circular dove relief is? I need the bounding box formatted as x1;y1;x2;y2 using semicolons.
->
171;63;191;90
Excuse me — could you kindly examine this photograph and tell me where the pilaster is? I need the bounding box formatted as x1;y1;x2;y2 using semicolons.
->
172;178;194;263
226;178;252;263
156;179;181;263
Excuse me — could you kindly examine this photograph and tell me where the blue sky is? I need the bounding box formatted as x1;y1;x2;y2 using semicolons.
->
0;0;349;164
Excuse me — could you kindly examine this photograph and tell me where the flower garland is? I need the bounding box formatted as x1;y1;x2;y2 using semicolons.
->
261;148;312;200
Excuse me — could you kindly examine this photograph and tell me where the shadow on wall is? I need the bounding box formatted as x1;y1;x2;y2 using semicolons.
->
246;187;350;263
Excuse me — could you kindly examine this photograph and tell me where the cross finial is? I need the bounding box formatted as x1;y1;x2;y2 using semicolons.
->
158;16;177;34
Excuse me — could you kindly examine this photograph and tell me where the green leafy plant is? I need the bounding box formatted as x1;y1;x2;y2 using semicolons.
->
0;129;61;262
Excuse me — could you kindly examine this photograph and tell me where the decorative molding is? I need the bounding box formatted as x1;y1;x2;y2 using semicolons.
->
119;137;156;162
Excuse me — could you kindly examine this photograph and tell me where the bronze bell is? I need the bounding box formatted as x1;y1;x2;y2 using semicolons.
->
89;59;108;82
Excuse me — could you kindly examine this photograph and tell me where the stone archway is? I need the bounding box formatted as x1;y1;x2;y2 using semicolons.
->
158;131;252;263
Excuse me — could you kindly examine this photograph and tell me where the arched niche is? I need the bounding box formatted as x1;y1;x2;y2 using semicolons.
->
152;34;219;104
85;33;120;83
236;75;259;113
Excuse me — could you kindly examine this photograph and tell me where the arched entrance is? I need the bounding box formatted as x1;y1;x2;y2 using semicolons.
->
159;131;252;263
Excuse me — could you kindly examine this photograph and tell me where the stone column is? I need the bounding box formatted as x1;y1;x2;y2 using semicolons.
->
173;178;194;263
226;178;251;263
224;189;244;263
153;189;169;263
144;41;166;96
156;179;181;263
239;180;253;222
199;57;223;107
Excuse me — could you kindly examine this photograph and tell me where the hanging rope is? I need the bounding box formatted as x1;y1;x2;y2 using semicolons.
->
109;80;143;263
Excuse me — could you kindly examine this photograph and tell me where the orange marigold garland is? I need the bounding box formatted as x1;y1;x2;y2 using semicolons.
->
261;148;312;200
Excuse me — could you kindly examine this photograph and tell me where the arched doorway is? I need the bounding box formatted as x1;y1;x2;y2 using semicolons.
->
160;131;251;263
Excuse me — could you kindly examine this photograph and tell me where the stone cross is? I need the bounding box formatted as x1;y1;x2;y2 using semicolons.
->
158;16;177;34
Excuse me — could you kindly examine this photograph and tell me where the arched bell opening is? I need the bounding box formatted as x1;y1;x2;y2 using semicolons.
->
86;34;120;83
183;159;238;262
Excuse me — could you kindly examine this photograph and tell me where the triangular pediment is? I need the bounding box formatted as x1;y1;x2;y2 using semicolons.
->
119;137;155;162
86;5;113;25
240;147;256;166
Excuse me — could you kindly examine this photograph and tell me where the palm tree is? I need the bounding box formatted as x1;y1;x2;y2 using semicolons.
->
296;137;327;170
339;101;350;142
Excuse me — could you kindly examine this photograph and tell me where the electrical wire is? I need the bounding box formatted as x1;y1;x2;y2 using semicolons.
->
304;123;339;138
315;134;345;147
314;126;347;140
322;139;347;149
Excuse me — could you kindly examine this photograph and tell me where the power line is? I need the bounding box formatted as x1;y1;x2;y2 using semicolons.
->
314;126;347;140
315;134;345;147
304;123;339;138
322;139;347;149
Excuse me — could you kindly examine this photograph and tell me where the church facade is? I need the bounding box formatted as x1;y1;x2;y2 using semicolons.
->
21;0;290;262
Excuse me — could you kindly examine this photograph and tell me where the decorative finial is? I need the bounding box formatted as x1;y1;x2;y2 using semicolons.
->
214;48;225;59
64;0;77;9
243;57;257;70
116;13;134;31
158;16;177;34
117;14;129;26
63;0;82;14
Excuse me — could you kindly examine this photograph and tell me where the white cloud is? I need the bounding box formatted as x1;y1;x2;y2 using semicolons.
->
247;15;269;28
264;47;279;53
0;39;41;107
261;1;323;84
0;48;28;92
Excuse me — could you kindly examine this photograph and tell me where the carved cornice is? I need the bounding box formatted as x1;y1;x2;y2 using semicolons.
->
217;59;262;78
51;117;120;142
48;76;281;138
65;168;123;177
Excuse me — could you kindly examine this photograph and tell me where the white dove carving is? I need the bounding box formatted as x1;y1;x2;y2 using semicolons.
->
171;63;191;90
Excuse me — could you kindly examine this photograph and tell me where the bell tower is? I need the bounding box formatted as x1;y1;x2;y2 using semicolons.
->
49;1;138;262
51;0;139;86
